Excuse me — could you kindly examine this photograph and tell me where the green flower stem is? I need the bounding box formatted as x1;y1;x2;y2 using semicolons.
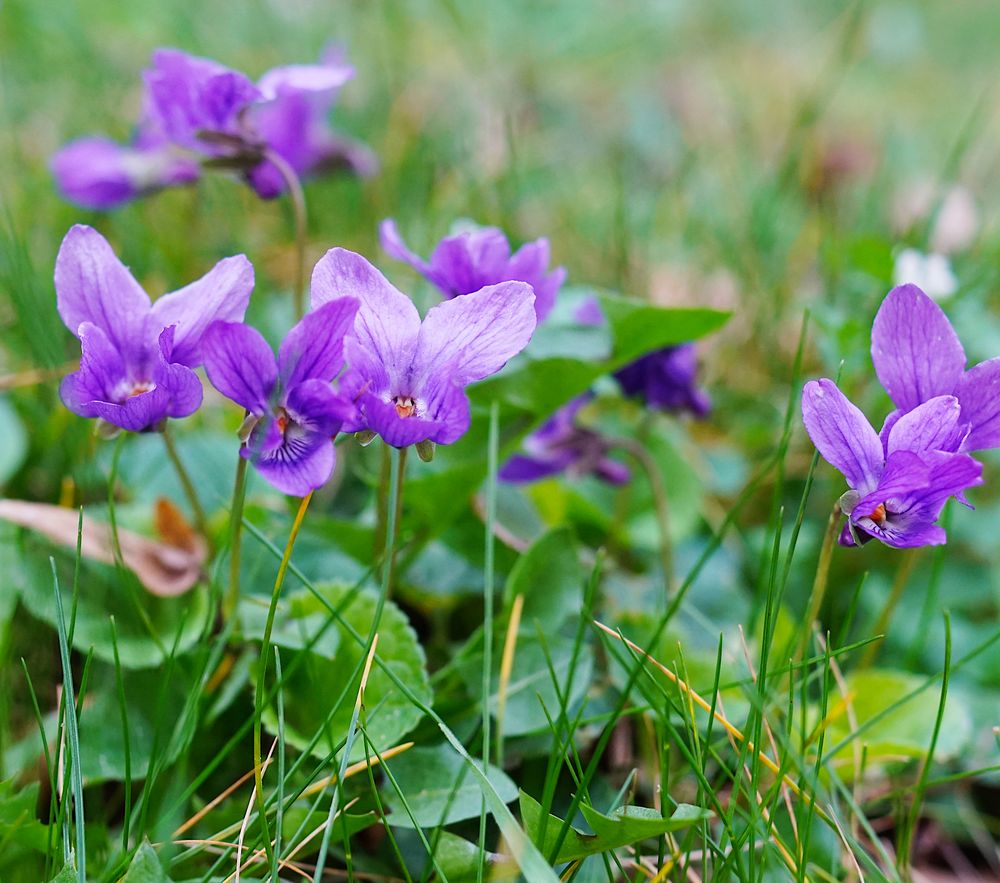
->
254;490;314;870
161;426;208;537
263;148;308;320
859;548;919;670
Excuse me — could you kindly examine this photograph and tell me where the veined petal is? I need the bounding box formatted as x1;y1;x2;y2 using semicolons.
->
149;254;254;366
201;321;277;413
55;225;151;354
278;298;359;388
860;520;947;549
58;323;128;419
955;357;1000;451
284;379;356;436
412;281;536;389
152;326;204;419
310;248;420;388
852;450;932;518
885;395;964;455
800;379;883;495
871;283;966;411
246;418;335;496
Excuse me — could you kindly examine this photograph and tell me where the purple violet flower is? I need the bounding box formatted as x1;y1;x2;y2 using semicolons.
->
201;299;359;496
379;219;565;321
143;47;374;199
801;378;982;547
872;283;1000;452
574;296;711;417
53;47;374;209
614;345;712;417
51;130;199;210
499;395;629;485
309;248;537;448
57;225;253;432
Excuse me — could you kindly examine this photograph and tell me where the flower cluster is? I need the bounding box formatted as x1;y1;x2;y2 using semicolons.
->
802;284;996;548
55;228;538;496
52;46;374;209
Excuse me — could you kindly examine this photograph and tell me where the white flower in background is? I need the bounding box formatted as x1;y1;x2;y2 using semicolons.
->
893;248;958;301
893;183;979;254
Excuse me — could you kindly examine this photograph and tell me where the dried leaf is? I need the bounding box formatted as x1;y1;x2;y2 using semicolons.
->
0;499;206;597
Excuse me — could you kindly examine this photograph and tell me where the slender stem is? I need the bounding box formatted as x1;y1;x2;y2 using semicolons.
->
388;447;407;595
608;435;674;595
161;427;207;537
224;456;249;620
478;403;499;872
263;148;308;320
107;434;127;568
373;443;392;572
253;491;314;868
795;503;840;661
859;548;919;670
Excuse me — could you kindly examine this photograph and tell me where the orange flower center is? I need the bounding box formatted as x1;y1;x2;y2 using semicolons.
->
394;396;417;418
128;381;154;398
869;503;887;525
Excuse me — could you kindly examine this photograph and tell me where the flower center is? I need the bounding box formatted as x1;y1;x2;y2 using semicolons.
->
128;381;154;398
394;395;417;419
868;503;887;525
275;407;290;435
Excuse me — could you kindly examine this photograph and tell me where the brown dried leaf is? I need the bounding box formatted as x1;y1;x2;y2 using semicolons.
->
0;498;207;597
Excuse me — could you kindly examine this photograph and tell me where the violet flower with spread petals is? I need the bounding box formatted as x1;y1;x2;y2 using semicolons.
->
310;248;536;448
201;299;359;496
801;379;982;548
499;395;629;485
56;225;253;432
380;219;565;321
872;283;1000;453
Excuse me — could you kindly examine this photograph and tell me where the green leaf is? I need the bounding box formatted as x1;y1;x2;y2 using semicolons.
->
48;866;77;883
0;779;48;865
504;526;583;627
825;669;972;774
121;840;171;882
519;790;712;863
457;633;593;737
13;529;211;668
432;831;520;881
256;582;432;762
597;295;729;361
77;665;194;783
384;743;518;828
